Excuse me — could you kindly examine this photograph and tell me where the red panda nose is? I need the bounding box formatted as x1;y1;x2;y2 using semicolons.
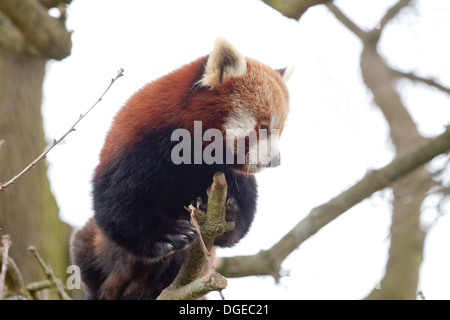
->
270;154;281;168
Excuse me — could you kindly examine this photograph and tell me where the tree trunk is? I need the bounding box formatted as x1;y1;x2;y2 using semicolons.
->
358;32;431;301
0;45;70;284
367;169;430;299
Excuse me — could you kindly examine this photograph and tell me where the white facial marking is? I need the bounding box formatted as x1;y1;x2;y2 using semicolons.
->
224;109;256;142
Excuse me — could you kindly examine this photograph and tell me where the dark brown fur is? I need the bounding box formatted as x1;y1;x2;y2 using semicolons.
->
71;218;189;299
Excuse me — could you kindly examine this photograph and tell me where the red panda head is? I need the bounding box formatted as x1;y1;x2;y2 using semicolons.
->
196;38;292;174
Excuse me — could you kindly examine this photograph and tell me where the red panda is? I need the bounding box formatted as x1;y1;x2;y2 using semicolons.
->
70;38;292;300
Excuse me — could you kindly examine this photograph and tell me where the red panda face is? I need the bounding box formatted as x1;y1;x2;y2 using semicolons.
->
198;38;292;174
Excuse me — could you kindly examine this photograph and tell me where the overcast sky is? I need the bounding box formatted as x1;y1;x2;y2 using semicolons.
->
42;0;450;299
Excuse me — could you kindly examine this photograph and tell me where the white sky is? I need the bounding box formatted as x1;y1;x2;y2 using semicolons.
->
42;0;450;299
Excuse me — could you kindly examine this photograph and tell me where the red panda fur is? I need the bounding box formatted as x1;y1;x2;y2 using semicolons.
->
70;38;291;300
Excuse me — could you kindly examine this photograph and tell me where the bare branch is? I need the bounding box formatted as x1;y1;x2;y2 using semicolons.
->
26;280;52;300
0;235;12;299
0;68;124;192
393;69;450;95
27;246;71;300
38;0;72;9
157;172;234;300
218;124;450;279
0;248;25;299
326;2;367;41
157;273;227;300
327;0;413;44
189;205;211;260
379;0;412;28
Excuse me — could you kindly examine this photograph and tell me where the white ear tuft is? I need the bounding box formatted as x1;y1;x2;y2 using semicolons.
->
199;38;247;88
277;65;294;82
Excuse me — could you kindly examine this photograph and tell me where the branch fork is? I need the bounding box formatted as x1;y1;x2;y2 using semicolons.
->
157;172;233;300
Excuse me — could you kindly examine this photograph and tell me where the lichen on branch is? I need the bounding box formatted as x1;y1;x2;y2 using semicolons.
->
157;172;233;300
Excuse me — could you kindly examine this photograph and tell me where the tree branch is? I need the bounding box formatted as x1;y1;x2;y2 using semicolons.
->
0;0;72;59
26;279;52;300
326;2;367;41
261;0;332;20
0;245;26;299
28;246;71;300
393;69;450;95
379;0;412;29
157;273;227;300
157;172;233;300
38;0;72;9
0;235;11;299
217;124;450;279
327;0;413;44
0;68;124;191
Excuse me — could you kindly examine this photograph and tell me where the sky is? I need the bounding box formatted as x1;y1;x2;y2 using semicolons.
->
41;0;450;299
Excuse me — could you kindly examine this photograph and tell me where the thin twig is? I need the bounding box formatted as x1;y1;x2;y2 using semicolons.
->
26;280;53;300
0;235;12;299
417;290;426;300
0;68;124;191
27;246;71;300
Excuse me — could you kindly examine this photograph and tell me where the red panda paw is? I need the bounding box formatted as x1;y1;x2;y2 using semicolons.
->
195;196;208;211
153;220;197;258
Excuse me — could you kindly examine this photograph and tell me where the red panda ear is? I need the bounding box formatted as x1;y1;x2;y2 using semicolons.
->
199;38;247;88
276;65;294;83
